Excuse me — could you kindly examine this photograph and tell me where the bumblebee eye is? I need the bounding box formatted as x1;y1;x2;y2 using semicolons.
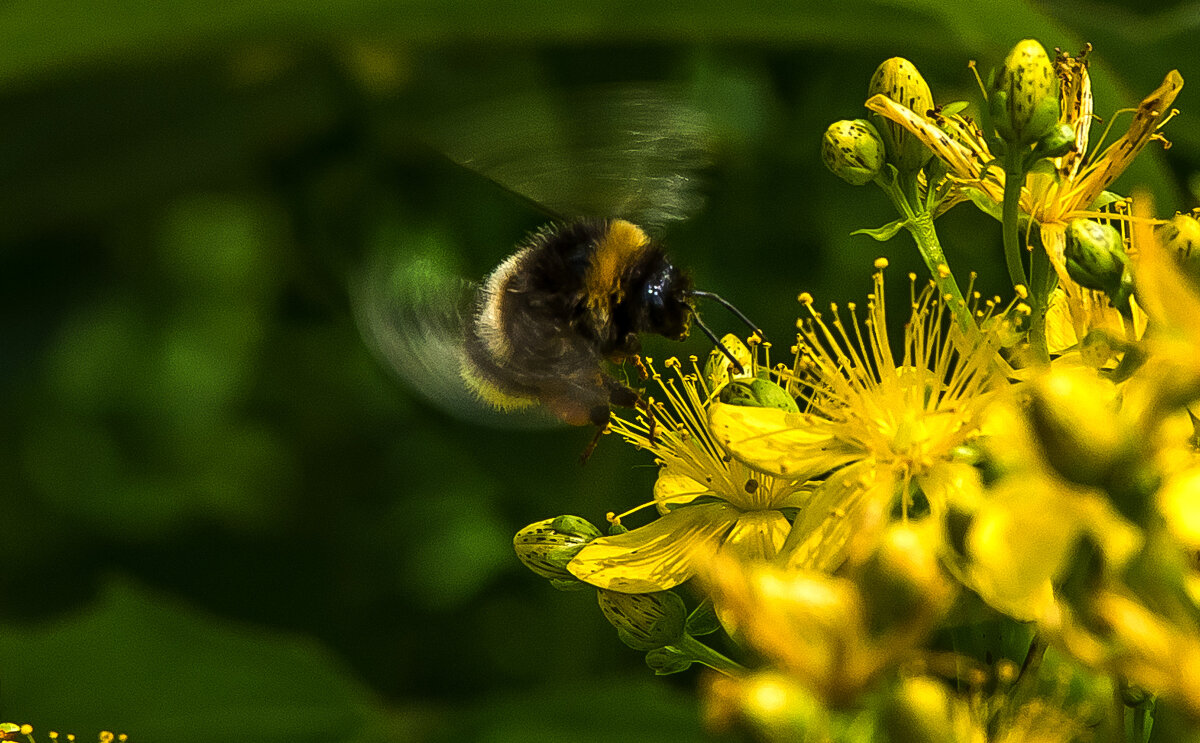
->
639;260;692;340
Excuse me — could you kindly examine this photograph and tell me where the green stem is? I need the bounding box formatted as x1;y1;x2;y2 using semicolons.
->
1006;633;1048;714
903;212;975;336
1002;153;1030;292
676;634;743;676
875;174;976;337
1131;702;1148;743
1027;238;1055;365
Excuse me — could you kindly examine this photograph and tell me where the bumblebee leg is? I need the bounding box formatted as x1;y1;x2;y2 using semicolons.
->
607;385;641;409
580;404;612;464
604;379;658;445
631;354;650;381
638;397;658;447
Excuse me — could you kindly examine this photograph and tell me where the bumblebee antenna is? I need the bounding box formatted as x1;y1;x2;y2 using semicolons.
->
691;311;746;374
690;290;765;341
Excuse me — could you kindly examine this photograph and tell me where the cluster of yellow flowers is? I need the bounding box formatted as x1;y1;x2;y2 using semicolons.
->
0;724;126;743
515;40;1200;741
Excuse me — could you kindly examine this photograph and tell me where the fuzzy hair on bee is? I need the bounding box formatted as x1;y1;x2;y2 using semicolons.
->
351;83;762;441
462;218;693;428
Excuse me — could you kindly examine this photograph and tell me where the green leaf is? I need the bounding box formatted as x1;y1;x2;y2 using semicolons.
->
852;218;908;242
684;600;721;637
939;101;969;116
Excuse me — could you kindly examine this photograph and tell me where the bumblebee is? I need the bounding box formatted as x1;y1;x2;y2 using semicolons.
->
463;217;752;429
353;83;757;438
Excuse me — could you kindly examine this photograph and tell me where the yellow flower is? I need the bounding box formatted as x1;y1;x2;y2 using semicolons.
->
1132;197;1200;378
866;49;1181;350
567;354;810;593
959;373;1144;622
709;263;1008;570
699;522;954;706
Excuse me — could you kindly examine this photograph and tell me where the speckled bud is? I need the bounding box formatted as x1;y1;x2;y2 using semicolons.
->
514;515;603;583
868;58;934;173
821;119;885;185
1064;218;1128;294
991;39;1060;146
719;377;800;413
597;589;686;650
1156;211;1200;286
704;333;753;390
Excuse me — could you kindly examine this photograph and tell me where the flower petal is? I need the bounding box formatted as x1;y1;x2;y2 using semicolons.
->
653;467;711;514
723;510;792;562
567;502;740;592
780;462;894;572
865;93;983;182
1071;70;1184;211
709;403;863;481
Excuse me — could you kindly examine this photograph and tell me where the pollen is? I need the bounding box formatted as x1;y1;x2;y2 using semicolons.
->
874;257;889;269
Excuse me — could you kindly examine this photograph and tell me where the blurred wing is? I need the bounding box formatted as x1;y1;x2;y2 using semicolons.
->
352;249;561;429
422;84;712;231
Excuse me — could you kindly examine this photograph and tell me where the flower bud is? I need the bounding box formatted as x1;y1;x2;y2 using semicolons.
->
705;673;829;740
990;39;1060;146
880;677;961;743
821;119;886;185
868;58;934;173
1156;211;1200;288
645;645;693;675
718;377;799;413
1064;218;1128;294
856;524;955;635
1032;121;1077;159
513;515;602;583
703;333;753;390
1027;368;1127;488
597;588;686;650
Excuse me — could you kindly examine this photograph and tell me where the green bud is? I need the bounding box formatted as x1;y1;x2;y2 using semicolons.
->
856;524;954;635
821;119;885;186
1064;218;1128;294
868;58;934;173
718;377;800;412
708;673;829;740
1027;369;1127;488
703;333;753;391
1120;680;1153;708
1055;533;1103;624
881;677;961;743
513;515;602;583
645;645;693;675
991;39;1060;146
1156;212;1200;288
597;589;686;650
1032;121;1077;159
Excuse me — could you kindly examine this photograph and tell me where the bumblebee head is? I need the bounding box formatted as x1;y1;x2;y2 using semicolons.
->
630;251;694;340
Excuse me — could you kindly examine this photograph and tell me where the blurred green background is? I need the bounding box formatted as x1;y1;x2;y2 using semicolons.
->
0;2;1195;741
